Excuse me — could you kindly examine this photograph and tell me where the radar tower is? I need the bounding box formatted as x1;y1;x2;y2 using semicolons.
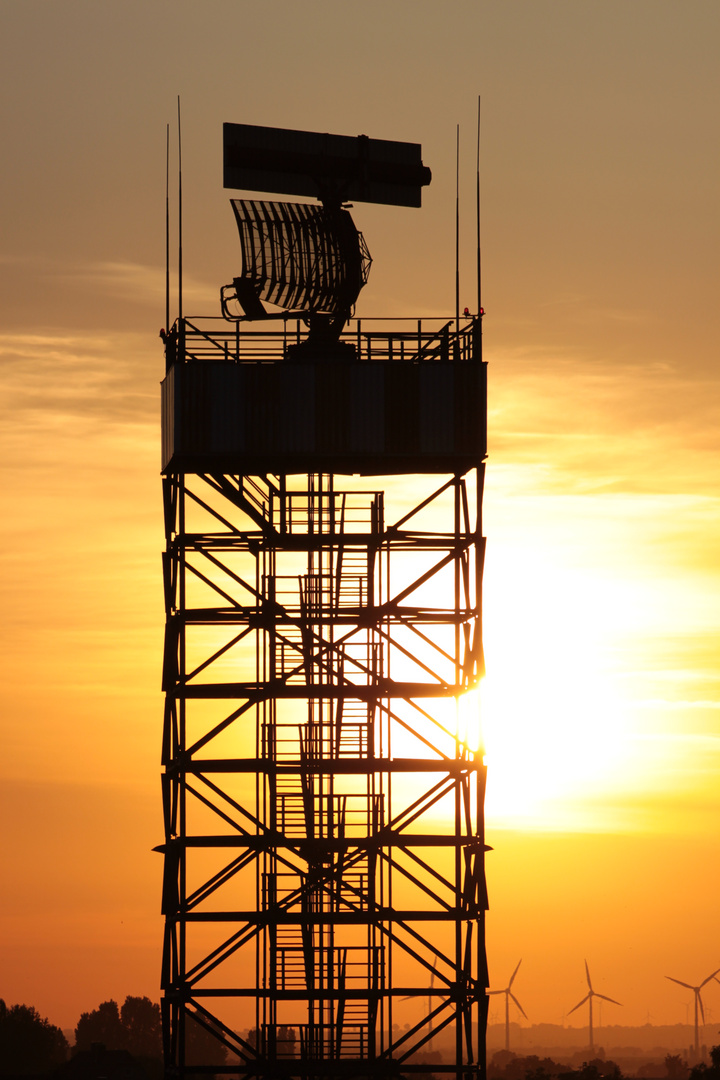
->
159;121;488;1080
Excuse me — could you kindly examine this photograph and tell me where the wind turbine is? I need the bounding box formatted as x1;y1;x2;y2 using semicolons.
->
487;959;527;1051
665;967;720;1059
567;961;621;1055
402;957;438;1046
427;958;437;1046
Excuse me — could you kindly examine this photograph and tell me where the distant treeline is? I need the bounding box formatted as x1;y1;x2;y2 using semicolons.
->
2;997;720;1080
488;1047;720;1080
0;996;223;1079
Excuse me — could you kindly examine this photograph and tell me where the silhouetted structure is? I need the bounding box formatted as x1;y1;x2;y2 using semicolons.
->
568;964;622;1057
159;122;488;1080
56;1043;148;1080
487;961;527;1052
665;969;720;1061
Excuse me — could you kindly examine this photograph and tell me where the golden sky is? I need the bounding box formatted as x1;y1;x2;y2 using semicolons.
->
0;0;719;1037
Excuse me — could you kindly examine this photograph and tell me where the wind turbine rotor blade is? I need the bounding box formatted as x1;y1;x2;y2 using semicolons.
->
487;990;504;996
698;993;705;1025
596;994;622;1007
509;959;522;988
568;995;590;1015
510;992;528;1020
585;960;593;991
700;968;720;988
666;977;694;990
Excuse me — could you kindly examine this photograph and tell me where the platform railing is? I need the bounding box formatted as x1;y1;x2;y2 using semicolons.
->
165;315;479;366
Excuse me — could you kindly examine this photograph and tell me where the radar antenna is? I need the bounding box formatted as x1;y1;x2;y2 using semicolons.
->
220;122;431;352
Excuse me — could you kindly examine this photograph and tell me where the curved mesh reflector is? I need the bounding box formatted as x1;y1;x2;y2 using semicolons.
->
231;199;371;314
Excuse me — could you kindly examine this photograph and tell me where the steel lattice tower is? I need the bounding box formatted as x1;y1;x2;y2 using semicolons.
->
159;122;488;1080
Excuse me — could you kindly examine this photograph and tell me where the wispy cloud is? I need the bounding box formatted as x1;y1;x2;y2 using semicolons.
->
0;255;221;332
537;291;653;325
488;349;720;495
65;260;218;311
0;330;161;430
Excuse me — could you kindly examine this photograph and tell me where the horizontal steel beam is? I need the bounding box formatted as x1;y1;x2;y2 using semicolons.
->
179;757;481;774
156;835;489;851
177;681;461;700
180;910;483;924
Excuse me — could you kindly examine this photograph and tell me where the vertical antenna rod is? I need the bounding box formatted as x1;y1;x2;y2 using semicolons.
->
455;123;460;336
177;97;183;323
165;123;170;334
476;95;482;318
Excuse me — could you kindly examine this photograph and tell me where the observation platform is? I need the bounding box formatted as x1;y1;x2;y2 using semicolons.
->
161;315;486;475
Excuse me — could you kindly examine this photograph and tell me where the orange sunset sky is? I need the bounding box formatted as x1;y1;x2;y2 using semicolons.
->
1;0;719;1041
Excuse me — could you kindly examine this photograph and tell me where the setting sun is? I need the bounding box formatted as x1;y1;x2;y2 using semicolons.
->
477;552;630;827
